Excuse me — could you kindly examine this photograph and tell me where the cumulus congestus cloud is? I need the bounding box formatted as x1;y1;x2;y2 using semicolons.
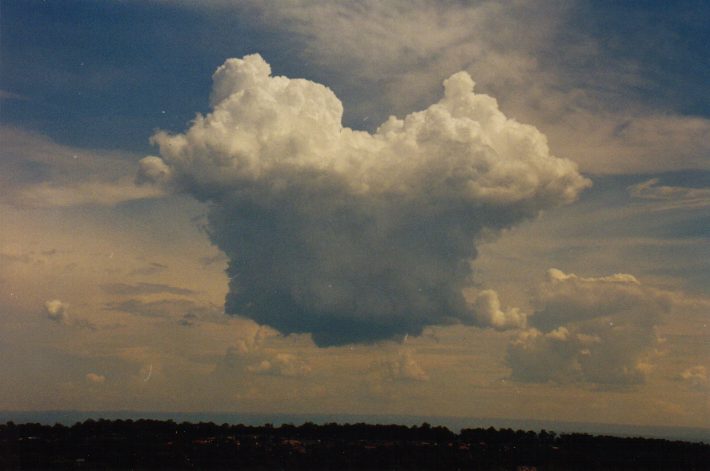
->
138;54;590;346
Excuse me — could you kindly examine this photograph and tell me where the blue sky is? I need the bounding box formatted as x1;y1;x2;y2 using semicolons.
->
4;1;709;149
1;0;708;430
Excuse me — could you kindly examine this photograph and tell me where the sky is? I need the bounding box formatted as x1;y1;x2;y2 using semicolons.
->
1;0;709;431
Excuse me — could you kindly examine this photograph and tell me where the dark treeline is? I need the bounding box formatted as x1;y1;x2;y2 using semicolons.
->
1;419;708;470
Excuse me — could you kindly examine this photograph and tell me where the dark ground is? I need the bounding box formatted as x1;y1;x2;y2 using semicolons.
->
2;419;709;470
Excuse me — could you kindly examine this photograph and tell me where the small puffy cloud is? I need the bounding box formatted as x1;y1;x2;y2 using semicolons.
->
469;289;526;330
136;156;173;186
365;348;429;400
45;299;69;323
382;349;429;382
43;299;97;330
507;269;672;386
142;54;589;347
86;373;106;384
215;326;308;379
678;366;708;391
216;324;279;367
247;353;312;377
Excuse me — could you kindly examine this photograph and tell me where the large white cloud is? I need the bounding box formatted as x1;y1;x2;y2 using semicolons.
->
139;54;589;346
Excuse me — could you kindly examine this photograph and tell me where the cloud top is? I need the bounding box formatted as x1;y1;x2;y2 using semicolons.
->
140;54;589;346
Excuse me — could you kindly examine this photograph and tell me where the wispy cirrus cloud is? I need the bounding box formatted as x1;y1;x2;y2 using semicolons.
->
629;178;710;210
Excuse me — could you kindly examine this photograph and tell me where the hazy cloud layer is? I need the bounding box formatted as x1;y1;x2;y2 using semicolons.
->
105;298;222;325
101;282;195;296
139;54;589;346
0;127;163;208
128;262;168;277
678;366;708;391
562;114;710;175
185;0;564;120
507;269;672;386
629;178;710;210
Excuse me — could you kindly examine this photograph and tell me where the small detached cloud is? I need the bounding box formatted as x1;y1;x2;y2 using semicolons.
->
507;269;672;386
139;54;589;347
136;156;172;186
43;299;97;330
247;353;312;377
214;325;308;379
677;366;708;391
365;348;430;399
45;299;69;324
382;349;429;382
86;373;106;384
